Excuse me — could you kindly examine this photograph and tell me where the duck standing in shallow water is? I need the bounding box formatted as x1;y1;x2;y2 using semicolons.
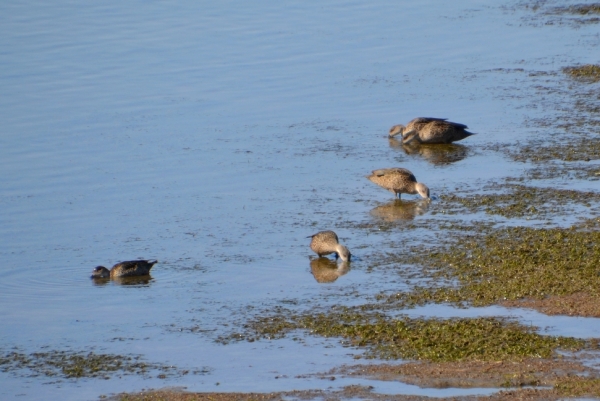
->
90;260;158;279
367;168;430;200
307;231;351;262
388;117;474;144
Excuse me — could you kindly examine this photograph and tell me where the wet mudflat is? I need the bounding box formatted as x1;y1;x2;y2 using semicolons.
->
1;0;600;400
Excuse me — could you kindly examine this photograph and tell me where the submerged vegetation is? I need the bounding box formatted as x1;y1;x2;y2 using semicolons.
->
439;184;600;218
526;2;600;26
566;4;600;15
224;308;587;362
0;348;205;380
510;139;600;163
564;64;600;83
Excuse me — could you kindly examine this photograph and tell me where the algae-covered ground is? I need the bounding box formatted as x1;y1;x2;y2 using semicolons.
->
371;219;600;314
222;310;590;361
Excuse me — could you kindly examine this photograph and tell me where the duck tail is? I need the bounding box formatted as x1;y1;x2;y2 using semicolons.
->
148;260;158;266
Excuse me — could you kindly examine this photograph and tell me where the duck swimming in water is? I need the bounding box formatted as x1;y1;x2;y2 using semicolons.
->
367;168;430;200
388;117;474;144
307;231;351;262
90;260;158;279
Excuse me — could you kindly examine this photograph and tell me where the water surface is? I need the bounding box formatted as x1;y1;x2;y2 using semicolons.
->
1;0;599;399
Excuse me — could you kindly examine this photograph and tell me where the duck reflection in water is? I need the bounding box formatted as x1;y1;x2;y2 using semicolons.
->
370;199;430;222
388;137;468;166
91;275;154;286
310;258;350;283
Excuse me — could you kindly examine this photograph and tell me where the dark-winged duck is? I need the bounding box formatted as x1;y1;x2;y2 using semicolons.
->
307;230;351;262
367;168;430;200
91;260;158;279
388;117;474;144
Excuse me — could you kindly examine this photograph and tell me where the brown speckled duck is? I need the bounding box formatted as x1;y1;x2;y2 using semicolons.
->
307;231;351;262
90;260;158;279
388;117;474;144
367;168;430;200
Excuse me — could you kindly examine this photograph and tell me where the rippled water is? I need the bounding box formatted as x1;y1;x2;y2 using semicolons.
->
1;0;599;400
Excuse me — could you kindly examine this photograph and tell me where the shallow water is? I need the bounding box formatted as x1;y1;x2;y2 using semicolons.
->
1;0;599;400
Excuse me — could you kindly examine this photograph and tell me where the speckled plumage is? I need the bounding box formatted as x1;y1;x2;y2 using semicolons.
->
307;230;351;262
91;260;158;279
388;117;474;144
388;117;447;137
367;168;430;199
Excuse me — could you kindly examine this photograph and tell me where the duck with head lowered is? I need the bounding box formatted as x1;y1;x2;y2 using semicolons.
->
388;117;474;144
90;259;158;279
307;231;351;262
367;167;430;200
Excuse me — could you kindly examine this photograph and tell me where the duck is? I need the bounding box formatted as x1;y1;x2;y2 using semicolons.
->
90;260;158;279
307;231;351;262
367;168;430;200
388;117;474;144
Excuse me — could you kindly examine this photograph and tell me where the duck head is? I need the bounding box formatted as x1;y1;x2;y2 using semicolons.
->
91;266;110;279
335;245;352;262
415;183;431;200
388;125;405;138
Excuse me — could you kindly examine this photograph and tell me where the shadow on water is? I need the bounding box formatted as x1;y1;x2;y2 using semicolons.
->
388;138;470;165
309;259;350;283
370;199;430;222
91;275;154;287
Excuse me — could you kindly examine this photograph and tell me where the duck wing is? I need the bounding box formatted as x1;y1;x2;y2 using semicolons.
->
112;260;156;269
445;120;469;129
112;260;139;270
410;117;448;124
372;168;416;181
392;168;417;182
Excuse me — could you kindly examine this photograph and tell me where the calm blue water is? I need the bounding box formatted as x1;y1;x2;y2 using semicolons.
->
1;0;599;400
